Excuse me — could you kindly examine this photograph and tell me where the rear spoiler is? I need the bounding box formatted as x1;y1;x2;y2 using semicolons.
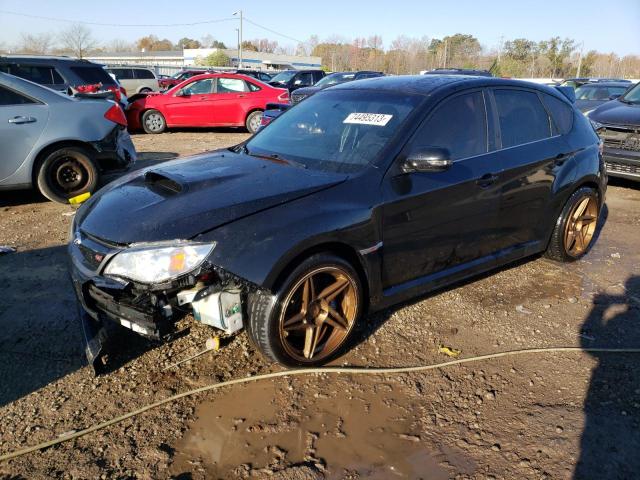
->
555;86;576;103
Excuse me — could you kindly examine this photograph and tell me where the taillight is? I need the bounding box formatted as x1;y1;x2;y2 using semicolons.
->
120;86;127;96
278;91;289;102
260;116;272;126
104;104;127;127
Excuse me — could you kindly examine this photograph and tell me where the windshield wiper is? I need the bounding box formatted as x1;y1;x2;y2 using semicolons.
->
251;152;307;169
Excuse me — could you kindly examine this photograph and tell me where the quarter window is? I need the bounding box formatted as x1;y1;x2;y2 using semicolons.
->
494;89;551;148
540;93;574;135
412;91;488;160
134;69;156;79
0;86;36;105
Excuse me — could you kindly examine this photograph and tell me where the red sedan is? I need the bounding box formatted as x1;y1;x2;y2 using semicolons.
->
127;73;289;134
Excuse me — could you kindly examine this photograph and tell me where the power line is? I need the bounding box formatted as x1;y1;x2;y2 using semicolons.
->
243;17;308;45
0;10;236;27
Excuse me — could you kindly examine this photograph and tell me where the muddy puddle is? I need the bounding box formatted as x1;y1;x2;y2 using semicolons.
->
171;379;473;478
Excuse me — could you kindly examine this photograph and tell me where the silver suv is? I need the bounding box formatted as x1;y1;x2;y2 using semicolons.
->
106;66;160;94
0;72;136;203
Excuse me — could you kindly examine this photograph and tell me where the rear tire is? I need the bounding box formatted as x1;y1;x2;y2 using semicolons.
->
545;187;599;262
142;109;166;134
36;146;98;203
245;110;263;134
139;87;152;93
246;253;363;367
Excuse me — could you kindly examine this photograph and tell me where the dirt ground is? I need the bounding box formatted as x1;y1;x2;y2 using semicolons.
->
0;130;639;479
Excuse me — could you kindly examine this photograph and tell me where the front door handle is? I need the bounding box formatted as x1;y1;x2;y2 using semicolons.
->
237;94;246;98
8;116;37;124
476;173;499;188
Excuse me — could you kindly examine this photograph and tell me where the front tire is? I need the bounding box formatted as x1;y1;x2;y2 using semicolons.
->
142;109;166;134
545;187;599;262
246;254;363;367
36;146;98;203
245;110;263;134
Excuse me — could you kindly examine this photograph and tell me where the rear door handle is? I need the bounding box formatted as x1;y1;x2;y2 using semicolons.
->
8;116;36;124
476;173;499;188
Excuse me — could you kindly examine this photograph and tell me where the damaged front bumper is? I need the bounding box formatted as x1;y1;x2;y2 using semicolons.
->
68;230;252;371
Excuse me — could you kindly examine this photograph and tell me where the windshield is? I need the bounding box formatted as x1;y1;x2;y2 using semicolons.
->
270;71;296;83
575;85;629;101
245;90;421;173
315;73;357;88
620;83;640;103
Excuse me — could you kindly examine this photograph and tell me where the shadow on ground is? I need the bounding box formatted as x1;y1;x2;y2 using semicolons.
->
575;275;640;478
0;246;154;406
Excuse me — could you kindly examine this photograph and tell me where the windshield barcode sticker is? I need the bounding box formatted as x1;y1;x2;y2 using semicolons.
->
343;113;393;126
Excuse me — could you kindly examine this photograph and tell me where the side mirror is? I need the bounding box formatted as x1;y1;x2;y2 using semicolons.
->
609;94;621;100
401;147;453;173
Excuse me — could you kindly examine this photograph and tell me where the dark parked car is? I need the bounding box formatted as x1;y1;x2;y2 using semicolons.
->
588;81;640;181
235;69;274;83
268;69;325;92
574;82;631;113
0;55;118;94
290;71;384;105
561;78;632;89
158;69;211;90
421;68;493;77
69;75;605;370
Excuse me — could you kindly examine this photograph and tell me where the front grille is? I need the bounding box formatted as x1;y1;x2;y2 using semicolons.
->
600;126;640;152
291;93;308;104
605;161;640;177
73;231;116;272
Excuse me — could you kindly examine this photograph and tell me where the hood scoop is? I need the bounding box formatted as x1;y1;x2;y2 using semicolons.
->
144;170;184;195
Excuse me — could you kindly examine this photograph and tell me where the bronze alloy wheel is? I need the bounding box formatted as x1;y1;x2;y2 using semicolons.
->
278;266;359;362
563;194;598;257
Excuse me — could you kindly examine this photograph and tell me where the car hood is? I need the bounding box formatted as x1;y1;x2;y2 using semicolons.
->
589;100;640;126
77;151;347;244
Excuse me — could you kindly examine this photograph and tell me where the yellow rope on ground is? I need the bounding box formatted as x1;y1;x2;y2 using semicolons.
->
2;346;640;462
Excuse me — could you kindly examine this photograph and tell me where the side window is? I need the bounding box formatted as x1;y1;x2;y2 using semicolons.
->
134;69;156;79
246;81;262;92
412;91;487;160
494;89;551;148
216;78;247;93
51;68;65;85
540;93;574;135
10;65;52;84
296;72;313;87
0;85;36;106
182;78;214;95
312;72;324;83
259;73;272;82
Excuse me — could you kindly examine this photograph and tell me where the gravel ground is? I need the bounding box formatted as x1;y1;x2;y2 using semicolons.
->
0;130;639;479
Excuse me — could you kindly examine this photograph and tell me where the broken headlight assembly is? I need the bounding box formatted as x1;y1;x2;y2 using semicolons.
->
103;241;216;284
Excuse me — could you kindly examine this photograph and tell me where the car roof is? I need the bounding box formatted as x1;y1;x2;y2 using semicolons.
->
577;81;630;87
332;74;564;98
175;72;262;82
0;55;98;65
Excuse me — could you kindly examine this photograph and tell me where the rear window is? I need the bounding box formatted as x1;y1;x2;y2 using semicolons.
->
134;69;156;79
494;89;551;148
540;93;574;135
71;66;117;86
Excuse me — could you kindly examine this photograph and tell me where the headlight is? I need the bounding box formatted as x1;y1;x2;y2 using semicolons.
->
103;242;216;283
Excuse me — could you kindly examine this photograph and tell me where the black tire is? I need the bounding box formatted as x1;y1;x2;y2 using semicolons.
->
545;186;600;262
36;146;98;203
139;87;152;93
142;109;166;134
246;253;363;367
245;110;263;134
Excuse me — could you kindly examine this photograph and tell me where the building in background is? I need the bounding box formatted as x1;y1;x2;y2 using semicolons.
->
86;49;321;76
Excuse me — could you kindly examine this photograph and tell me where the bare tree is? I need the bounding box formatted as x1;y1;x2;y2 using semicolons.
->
16;32;55;54
59;24;97;58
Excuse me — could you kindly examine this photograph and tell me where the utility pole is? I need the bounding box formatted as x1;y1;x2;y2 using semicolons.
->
442;39;448;68
497;35;504;64
235;28;240;67
233;10;243;68
576;42;584;78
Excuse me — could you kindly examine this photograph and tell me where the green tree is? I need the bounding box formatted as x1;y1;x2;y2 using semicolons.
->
177;37;201;49
241;40;258;52
198;50;230;67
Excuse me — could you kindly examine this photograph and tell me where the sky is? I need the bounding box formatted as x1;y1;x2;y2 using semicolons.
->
0;0;639;56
